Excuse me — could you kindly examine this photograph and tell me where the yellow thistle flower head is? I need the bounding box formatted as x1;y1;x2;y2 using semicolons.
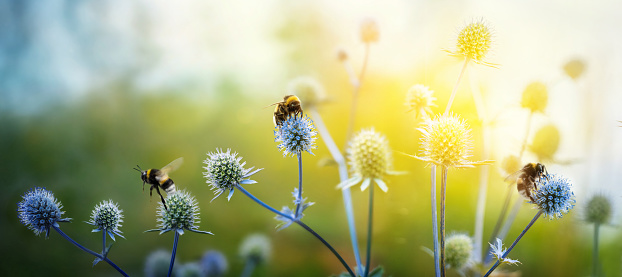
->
500;155;522;176
529;124;560;162
452;19;492;64
287;76;326;109
418;115;484;168
405;84;436;120
360;17;379;43
521;81;548;113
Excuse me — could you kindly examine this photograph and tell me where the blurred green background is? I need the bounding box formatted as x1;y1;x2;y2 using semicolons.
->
2;0;622;276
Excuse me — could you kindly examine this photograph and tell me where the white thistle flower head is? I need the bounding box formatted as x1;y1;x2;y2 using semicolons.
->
405;84;436;120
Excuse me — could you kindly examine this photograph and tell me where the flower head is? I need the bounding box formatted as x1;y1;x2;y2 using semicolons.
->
500;155;522;176
287;76;326;109
146;190;213;235
563;58;586;80
529;124;560;162
144;249;170;277
531;174;576;219
445;233;473;269
203;148;262;201
200;250;228;277
239;233;272;264
338;128;400;192
405;84;436;120
175;262;204;277
360;17;379;43
521;81;548;113
417;114;487;168
85;200;124;241
17;187;71;238
274;115;317;157
585;194;612;225
447;19;493;65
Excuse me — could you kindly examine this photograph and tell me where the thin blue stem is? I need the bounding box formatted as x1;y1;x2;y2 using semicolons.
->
52;225;129;277
294;152;303;218
483;210;542;277
102;230;107;258
235;184;355;277
364;186;374;277
311;109;363;274
240;258;256;277
440;166;448;277
167;231;180;277
431;165;440;277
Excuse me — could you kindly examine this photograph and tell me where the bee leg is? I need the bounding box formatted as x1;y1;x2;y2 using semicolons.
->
149;185;154;197
154;186;168;210
142;181;146;192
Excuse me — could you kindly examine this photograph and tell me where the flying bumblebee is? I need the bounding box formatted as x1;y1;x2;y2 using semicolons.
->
134;157;183;210
504;162;548;202
268;95;303;126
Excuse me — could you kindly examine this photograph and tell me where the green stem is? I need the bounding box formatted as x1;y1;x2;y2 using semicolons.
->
484;210;542;277
167;232;180;277
443;58;470;117
240;258;256;277
52;225;129;277
440;166;448;277
593;223;600;277
364;185;374;277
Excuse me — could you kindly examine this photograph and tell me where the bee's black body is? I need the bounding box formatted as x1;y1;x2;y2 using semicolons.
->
511;163;547;202
135;158;183;211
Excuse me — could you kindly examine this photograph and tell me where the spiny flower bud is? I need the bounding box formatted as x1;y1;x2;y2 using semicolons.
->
405;84;436;120
529;124;560;162
144;249;170;277
201;250;228;277
239;233;272;264
585;194;612;225
360;17;379;43
418;114;485;168
147;190;212;235
521;81;548;113
274;115;317;157
531;174;576;219
445;233;473;269
203;148;261;201
86;200;124;240
17;187;71;238
449;19;493;65
563;59;586;80
287;76;326;109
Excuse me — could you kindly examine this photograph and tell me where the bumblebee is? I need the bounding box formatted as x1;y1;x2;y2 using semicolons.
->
505;162;548;202
268;95;303;126
134;157;183;210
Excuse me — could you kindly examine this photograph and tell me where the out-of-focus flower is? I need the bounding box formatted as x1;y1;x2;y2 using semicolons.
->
416;114;488;168
18;187;71;238
531;174;576;219
447;19;493;66
85;200;124;240
203;148;262;201
520;82;548;113
360;17;379;43
529;124;559;162
199;250;228;277
338;128;401;193
405;84;436;120
500;155;522;176
445;233;473;269
563;59;586;80
287;76;327;109
146;190;213;235
585;194;612;225
176;262;205;277
144;249;171;277
274;115;317;157
336;47;349;62
239;233;272;264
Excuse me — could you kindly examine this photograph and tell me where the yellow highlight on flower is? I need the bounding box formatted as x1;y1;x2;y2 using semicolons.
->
405;84;436;121
448;20;493;65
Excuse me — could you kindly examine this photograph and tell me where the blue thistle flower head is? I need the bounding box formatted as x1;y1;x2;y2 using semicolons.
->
274;115;317;157
531;174;576;219
203;148;262;201
146;190;213;236
86;200;124;241
200;250;228;277
17;187;71;238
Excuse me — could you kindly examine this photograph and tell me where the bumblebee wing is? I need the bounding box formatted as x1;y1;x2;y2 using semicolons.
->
504;170;523;183
160;157;184;175
263;102;281;109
